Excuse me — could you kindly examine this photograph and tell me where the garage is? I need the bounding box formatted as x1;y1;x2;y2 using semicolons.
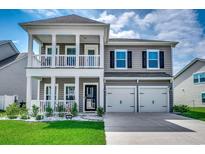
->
139;86;169;112
106;86;136;112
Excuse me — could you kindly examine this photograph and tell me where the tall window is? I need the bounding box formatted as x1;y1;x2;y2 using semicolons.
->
193;73;205;84
44;84;58;100
115;50;127;69
201;92;205;103
147;50;159;69
46;45;59;55
64;84;75;101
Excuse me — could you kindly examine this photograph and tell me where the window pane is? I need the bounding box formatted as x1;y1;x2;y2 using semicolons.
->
149;60;158;68
47;48;52;55
202;93;205;103
117;60;126;68
88;50;95;55
200;73;205;82
116;52;126;59
193;74;199;83
149;52;158;59
67;48;76;55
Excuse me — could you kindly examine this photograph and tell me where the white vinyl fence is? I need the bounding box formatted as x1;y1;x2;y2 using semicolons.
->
0;95;18;110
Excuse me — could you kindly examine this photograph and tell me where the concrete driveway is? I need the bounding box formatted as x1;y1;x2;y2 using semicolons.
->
104;113;205;145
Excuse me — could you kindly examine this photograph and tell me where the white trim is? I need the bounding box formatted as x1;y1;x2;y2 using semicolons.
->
193;72;205;84
146;49;160;70
84;44;98;55
65;45;76;55
104;77;172;80
44;83;59;100
64;83;75;101
138;86;169;113
106;42;178;47
37;80;40;100
114;49;128;69
83;82;98;113
45;45;60;55
106;86;137;112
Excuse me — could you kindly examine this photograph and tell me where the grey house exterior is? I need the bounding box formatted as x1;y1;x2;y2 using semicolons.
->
174;58;205;107
0;40;37;102
20;14;178;113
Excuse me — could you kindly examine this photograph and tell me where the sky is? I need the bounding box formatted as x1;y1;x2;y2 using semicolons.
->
0;9;205;74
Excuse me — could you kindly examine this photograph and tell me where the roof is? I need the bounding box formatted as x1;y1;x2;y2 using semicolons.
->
174;58;205;79
104;72;172;78
20;14;106;26
108;38;178;47
0;40;19;53
0;53;27;69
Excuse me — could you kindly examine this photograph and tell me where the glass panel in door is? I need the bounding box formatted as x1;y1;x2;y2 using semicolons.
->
85;85;97;111
66;48;76;66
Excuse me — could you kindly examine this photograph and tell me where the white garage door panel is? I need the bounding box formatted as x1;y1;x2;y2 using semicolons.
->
139;87;168;112
106;87;135;112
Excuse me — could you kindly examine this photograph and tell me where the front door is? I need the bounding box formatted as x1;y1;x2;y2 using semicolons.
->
85;85;97;111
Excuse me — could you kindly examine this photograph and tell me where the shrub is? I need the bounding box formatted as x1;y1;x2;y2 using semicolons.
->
45;105;53;117
57;104;65;117
36;115;44;120
71;102;78;116
19;105;29;119
97;107;104;117
20;115;30;120
173;105;190;113
32;105;39;117
6;103;20;119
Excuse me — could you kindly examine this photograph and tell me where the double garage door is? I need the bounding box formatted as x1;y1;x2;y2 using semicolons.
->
106;86;169;112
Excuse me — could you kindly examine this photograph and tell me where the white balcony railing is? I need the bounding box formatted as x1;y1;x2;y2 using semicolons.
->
31;54;100;68
31;100;75;113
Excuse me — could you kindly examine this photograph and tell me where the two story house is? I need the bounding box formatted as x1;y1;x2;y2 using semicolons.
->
20;14;178;113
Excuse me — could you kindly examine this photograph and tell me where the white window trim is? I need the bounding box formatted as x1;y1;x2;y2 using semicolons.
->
84;44;98;55
147;49;160;70
193;72;205;84
65;45;76;55
114;49;128;69
44;84;59;100
45;45;60;55
201;91;205;103
64;84;75;101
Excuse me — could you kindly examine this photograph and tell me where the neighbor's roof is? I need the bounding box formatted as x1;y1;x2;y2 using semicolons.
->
0;53;27;69
20;14;107;26
174;58;205;79
107;38;178;47
0;40;19;53
105;72;172;78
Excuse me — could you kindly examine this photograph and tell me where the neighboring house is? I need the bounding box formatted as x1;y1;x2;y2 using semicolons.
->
174;58;205;107
20;14;178;113
0;40;37;103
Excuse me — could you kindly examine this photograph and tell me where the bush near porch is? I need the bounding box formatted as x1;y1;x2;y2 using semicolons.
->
0;120;105;145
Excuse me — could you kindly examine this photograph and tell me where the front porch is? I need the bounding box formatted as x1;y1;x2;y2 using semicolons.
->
28;77;104;114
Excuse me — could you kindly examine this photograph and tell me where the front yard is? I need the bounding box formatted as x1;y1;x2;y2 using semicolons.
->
181;107;205;121
0;120;105;145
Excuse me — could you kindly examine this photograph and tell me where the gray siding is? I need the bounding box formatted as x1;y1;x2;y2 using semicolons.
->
104;45;172;76
0;56;37;102
0;43;17;61
174;61;205;107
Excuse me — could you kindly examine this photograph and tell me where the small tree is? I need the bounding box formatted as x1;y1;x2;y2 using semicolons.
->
57;104;65;117
97;107;104;117
45;105;53;117
71;102;78;116
32;104;39;117
6;103;20;119
19;105;29;119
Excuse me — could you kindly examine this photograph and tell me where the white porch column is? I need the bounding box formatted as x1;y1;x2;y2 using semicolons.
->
51;34;56;68
75;34;80;68
51;76;56;109
28;34;33;67
100;35;104;68
26;76;32;110
99;76;104;108
75;76;79;110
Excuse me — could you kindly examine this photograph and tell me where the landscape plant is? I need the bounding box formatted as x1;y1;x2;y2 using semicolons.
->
97;107;104;117
71;102;78;116
31;104;39;117
45;105;53;117
173;105;190;113
5;103;20;119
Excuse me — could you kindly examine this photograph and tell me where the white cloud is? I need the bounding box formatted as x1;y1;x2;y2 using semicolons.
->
22;9;63;18
12;40;19;44
110;30;140;38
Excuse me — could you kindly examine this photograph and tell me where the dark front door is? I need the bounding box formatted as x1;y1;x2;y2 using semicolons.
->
85;85;97;111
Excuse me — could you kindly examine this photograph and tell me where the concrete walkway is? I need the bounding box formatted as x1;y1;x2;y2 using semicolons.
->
104;113;205;145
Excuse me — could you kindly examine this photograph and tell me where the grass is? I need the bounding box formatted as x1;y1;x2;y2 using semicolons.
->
0;120;105;145
181;107;205;121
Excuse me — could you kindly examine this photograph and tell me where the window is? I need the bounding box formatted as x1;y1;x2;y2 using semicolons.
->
115;50;127;69
44;84;58;100
147;50;159;69
65;46;76;55
193;73;205;84
201;92;205;103
64;84;75;101
46;45;59;55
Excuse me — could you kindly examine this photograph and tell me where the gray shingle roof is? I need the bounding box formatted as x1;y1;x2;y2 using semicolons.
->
0;53;27;69
20;14;106;25
0;40;19;53
104;72;172;78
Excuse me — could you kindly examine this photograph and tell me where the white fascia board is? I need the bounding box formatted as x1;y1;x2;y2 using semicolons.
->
26;68;104;77
104;77;172;80
106;42;177;47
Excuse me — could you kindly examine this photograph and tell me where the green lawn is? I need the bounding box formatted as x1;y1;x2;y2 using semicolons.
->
181;107;205;121
0;120;105;145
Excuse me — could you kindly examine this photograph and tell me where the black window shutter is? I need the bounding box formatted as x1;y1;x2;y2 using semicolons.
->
159;51;164;68
127;51;132;68
142;51;147;68
110;51;115;68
